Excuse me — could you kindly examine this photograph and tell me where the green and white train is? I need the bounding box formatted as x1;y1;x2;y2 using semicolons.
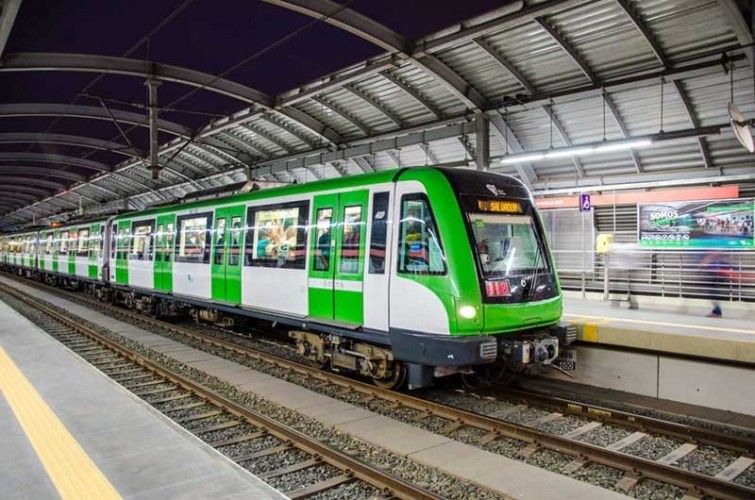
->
0;167;573;388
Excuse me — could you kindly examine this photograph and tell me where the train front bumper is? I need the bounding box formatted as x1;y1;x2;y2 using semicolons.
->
388;330;498;367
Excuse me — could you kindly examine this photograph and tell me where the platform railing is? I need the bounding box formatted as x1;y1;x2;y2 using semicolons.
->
553;249;755;303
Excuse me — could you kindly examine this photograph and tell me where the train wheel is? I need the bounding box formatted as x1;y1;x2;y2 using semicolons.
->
371;362;406;390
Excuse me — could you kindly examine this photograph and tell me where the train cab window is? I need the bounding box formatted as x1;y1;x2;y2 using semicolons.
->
77;229;90;256
131;221;154;261
60;231;70;255
339;206;363;274
313;208;333;271
245;201;308;269
228;216;242;266
397;194;446;275
369;192;389;274
176;213;212;264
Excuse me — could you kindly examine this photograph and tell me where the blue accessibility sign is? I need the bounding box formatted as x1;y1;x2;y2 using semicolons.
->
579;193;591;212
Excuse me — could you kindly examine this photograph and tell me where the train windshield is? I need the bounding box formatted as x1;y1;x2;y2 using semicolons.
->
467;213;549;279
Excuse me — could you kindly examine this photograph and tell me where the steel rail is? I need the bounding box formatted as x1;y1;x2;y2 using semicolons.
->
0;281;437;500
4;273;755;500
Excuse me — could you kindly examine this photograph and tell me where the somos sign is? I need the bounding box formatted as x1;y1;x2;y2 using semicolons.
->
638;199;755;249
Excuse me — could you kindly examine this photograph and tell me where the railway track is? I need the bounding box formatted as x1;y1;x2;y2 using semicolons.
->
4;273;755;499
0;282;438;500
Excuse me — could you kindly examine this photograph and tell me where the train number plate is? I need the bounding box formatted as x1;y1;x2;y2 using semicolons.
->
554;349;577;371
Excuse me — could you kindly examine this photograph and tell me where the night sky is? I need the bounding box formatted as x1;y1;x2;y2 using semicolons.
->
1;0;508;188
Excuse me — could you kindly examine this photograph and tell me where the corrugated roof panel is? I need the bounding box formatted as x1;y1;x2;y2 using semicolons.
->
394;61;468;116
548;0;661;81
435;41;524;102
294;99;364;139
640;0;739;60
352;73;426;125
325;86;397;132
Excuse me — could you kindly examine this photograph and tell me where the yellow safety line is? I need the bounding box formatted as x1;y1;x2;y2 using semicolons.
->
564;313;755;335
0;346;121;500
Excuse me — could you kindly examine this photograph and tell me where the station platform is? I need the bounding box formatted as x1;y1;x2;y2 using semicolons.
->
0;297;283;499
0;275;624;500
563;293;755;365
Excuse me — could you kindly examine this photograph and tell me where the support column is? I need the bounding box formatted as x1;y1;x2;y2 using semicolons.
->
475;112;490;170
145;78;162;179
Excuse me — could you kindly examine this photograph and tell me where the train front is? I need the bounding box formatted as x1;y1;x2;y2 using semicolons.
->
440;169;573;373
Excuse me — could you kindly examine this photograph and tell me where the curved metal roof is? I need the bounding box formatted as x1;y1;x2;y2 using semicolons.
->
0;0;753;229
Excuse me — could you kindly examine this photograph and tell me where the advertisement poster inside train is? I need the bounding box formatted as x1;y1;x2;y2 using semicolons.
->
638;199;754;249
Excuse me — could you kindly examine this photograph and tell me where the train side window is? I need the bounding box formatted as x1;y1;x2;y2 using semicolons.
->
175;212;213;264
99;226;105;253
213;218;227;265
228;216;242;266
397;194;446;275
77;229;90;257
339;205;362;274
44;234;53;255
60;231;69;255
69;230;78;256
245;201;309;269
313;208;333;271
369;192;389;274
110;224;117;259
131;221;154;261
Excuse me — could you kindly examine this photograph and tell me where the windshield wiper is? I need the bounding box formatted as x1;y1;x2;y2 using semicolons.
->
524;245;543;302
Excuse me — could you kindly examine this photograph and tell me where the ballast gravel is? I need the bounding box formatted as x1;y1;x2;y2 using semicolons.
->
13;287;755;500
577;425;632;448
674;445;739;476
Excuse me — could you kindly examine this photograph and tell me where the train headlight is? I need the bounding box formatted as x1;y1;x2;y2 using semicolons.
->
458;305;477;319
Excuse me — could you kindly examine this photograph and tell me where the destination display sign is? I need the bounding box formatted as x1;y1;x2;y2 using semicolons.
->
476;199;522;214
638;199;754;249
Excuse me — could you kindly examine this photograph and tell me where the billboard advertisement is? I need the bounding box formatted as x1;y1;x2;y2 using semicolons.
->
638;199;754;249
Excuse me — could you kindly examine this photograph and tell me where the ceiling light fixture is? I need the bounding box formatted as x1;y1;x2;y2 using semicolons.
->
500;137;655;165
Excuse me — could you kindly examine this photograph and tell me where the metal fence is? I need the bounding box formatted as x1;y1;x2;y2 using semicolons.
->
555;249;755;302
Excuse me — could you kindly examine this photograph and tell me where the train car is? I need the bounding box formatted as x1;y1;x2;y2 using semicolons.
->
37;221;107;284
2;230;38;273
102;167;570;389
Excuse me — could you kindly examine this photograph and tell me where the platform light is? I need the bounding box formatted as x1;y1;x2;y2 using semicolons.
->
500;153;544;164
458;305;477;319
594;138;652;152
499;138;654;165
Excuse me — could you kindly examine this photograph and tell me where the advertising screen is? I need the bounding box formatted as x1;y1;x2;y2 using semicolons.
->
638;199;754;249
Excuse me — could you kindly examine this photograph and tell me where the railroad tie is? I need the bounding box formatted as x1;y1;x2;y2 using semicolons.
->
657;442;697;465
714;456;755;482
285;474;353;499
561;421;602;440
606;431;648;451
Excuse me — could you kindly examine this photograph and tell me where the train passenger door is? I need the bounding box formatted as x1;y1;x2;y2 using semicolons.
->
307;191;368;325
114;220;131;285
88;223;99;279
308;194;338;320
154;214;176;293
211;205;245;304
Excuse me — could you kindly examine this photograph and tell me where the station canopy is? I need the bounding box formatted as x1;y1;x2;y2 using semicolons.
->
0;0;752;230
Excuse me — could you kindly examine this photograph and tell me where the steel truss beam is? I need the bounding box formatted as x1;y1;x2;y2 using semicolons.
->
0;152;110;172
311;95;371;135
343;84;402;127
613;0;670;69
0;132;138;156
0;166;86;182
672;80;712;169
379;70;442;118
535;15;643;173
0;52;273;106
0;0;22;57
0;103;192;137
262;0;489;112
0;176;66;190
